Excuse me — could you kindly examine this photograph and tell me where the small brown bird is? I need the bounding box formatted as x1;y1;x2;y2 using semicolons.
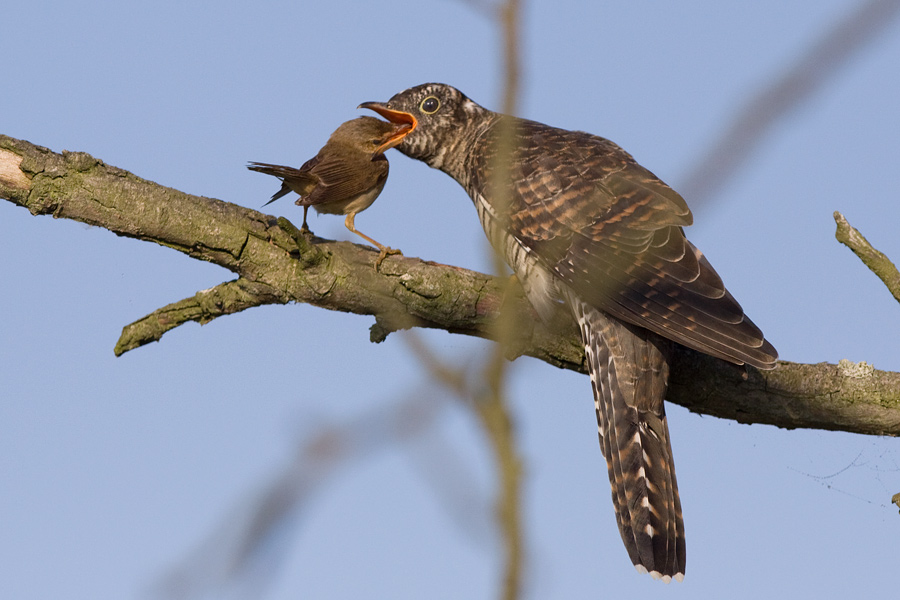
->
248;116;411;264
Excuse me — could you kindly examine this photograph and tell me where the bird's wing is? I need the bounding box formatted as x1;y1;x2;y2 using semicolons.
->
303;151;389;207
484;119;777;369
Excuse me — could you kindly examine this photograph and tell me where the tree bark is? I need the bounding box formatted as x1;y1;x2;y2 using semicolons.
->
3;134;898;437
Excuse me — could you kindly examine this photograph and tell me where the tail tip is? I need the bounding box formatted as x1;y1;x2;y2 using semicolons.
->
636;565;684;583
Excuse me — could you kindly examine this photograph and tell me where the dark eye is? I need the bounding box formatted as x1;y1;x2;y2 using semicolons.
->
419;96;440;114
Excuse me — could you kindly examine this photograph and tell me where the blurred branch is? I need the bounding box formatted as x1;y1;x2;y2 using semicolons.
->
681;0;900;203
3;134;900;438
425;0;526;596
153;391;451;600
405;331;523;600
834;211;900;304
487;1;523;598
473;365;522;600
458;0;496;18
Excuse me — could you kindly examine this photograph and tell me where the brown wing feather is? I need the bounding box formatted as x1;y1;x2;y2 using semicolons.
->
303;150;388;206
478;118;777;369
249;147;388;208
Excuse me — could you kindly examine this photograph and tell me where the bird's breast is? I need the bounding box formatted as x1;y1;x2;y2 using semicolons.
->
472;191;563;322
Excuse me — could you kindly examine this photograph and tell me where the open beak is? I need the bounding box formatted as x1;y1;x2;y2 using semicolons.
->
359;102;417;154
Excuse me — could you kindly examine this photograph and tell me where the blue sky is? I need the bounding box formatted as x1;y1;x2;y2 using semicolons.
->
2;1;899;598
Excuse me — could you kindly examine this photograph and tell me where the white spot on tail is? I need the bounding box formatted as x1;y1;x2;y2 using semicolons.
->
650;571;672;583
640;567;683;583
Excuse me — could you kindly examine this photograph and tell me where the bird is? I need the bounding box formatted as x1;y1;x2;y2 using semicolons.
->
361;83;777;582
248;116;411;266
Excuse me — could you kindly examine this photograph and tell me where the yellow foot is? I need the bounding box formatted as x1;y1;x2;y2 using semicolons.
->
375;247;402;271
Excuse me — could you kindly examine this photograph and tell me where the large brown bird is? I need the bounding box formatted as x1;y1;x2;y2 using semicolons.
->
361;83;777;582
248;116;411;264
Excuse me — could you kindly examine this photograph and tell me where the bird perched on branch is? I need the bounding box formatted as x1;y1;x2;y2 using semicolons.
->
248;116;411;266
361;83;777;582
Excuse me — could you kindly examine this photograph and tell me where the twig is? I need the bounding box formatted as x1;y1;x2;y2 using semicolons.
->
834;211;900;304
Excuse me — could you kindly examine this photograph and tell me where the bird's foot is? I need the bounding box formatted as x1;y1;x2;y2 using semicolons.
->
374;246;402;271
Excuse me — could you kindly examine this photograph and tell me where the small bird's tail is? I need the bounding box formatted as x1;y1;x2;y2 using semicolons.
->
247;162;312;206
569;294;686;582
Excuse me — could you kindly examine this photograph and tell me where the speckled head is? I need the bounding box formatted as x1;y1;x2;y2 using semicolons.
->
359;83;493;169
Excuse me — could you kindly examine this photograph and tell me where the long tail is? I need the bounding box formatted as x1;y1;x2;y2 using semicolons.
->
569;294;686;582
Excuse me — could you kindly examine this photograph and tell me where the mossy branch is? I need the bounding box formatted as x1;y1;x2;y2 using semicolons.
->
114;278;291;356
3;134;899;437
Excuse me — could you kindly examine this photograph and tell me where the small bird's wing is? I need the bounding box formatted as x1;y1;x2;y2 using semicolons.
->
302;149;389;207
247;160;320;205
476;118;777;369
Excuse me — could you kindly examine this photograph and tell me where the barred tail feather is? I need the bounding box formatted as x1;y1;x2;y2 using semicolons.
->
570;294;686;582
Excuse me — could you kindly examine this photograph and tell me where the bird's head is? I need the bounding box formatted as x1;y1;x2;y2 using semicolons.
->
328;116;413;158
359;83;491;168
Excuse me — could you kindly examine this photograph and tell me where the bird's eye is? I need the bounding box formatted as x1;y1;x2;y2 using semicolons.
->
419;96;440;114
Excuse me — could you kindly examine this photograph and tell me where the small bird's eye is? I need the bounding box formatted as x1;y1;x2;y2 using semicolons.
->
419;96;440;114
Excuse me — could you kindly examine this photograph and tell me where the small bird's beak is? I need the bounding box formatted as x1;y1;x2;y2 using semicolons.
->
359;102;417;153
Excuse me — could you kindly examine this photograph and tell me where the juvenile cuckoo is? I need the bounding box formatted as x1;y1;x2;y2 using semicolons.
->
361;83;777;582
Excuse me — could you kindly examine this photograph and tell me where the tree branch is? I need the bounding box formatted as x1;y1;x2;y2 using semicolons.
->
114;278;291;356
834;211;900;304
3;134;899;437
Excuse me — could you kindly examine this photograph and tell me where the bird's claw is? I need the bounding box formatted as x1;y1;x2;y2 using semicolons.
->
375;247;402;271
